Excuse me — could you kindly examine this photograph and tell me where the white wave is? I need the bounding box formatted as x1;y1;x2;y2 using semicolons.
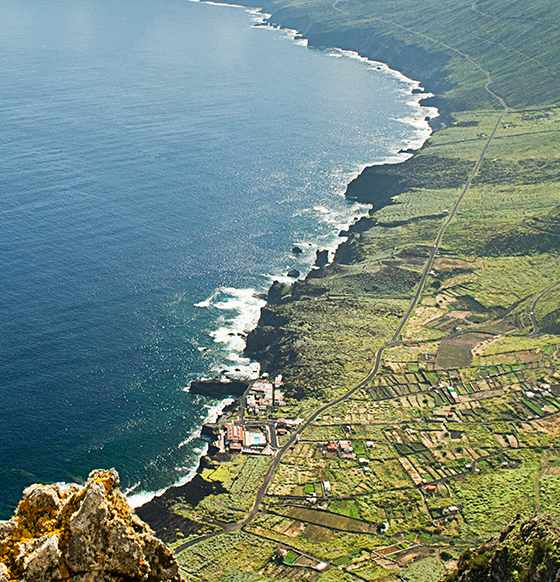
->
197;1;243;6
395;111;439;131
124;482;141;496
220;359;261;379
194;291;218;309
265;273;302;285
247;8;271;25
177;397;235;449
177;430;201;450
206;396;236;422
126;395;236;508
126;449;207;509
195;287;265;379
283;28;302;40
313;203;369;228
127;491;156;508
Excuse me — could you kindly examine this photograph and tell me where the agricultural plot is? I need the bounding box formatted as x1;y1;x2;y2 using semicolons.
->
246;512;389;564
260;559;321;581
172;7;560;573
176;530;276;581
278;507;376;534
222;344;560;575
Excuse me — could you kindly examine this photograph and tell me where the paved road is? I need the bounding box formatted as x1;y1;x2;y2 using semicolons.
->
175;38;510;554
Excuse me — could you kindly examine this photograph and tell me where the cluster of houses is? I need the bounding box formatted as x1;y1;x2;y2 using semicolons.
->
276;547;328;571
300;480;332;506
430;504;462;523
224;422;274;455
322;440;373;468
222;417;302;455
336;439;356;460
526;381;554;399
245;374;286;414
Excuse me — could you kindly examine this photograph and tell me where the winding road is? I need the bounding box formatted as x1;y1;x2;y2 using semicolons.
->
528;281;560;337
175;31;510;555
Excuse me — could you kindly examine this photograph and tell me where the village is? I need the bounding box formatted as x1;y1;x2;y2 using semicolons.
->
214;374;304;456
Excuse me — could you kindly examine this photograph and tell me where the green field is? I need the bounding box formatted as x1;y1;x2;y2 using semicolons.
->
173;0;560;580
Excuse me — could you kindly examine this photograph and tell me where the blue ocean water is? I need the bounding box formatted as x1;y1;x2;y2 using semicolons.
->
0;0;434;515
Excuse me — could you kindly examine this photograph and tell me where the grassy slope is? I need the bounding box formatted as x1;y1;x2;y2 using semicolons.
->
174;1;560;580
242;0;560;399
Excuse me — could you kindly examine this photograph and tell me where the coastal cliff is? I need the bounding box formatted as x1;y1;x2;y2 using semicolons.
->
0;469;181;582
239;1;460;399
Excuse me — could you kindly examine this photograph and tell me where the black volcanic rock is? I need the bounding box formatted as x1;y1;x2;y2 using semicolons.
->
136;473;227;544
314;249;329;267
189;378;248;397
267;280;291;305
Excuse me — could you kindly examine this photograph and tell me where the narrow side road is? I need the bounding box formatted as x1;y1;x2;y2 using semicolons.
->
528;281;560;337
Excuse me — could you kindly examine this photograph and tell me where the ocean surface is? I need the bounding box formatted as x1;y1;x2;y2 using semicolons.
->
0;0;435;515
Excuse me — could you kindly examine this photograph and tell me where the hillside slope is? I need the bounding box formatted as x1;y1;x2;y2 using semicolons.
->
446;514;560;582
170;0;560;580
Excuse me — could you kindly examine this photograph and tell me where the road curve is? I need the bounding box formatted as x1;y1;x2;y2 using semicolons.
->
176;41;510;554
528;281;560;337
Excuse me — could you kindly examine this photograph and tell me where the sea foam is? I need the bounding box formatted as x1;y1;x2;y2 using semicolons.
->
135;0;438;508
195;287;265;379
126;396;235;508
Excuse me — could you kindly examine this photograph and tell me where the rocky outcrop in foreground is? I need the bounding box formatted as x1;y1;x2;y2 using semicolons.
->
0;469;182;582
444;514;560;582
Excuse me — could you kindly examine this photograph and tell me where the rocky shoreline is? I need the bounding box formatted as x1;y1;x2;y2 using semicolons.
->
232;0;462;392
136;0;455;536
242;0;458;125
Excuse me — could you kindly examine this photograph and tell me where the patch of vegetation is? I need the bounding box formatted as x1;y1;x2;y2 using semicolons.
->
402;556;446;582
444;515;560;582
176;530;277;580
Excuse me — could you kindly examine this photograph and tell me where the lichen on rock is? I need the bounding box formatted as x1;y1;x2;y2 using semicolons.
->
0;469;182;582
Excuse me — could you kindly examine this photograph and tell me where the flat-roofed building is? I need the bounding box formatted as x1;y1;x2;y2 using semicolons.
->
226;423;244;444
